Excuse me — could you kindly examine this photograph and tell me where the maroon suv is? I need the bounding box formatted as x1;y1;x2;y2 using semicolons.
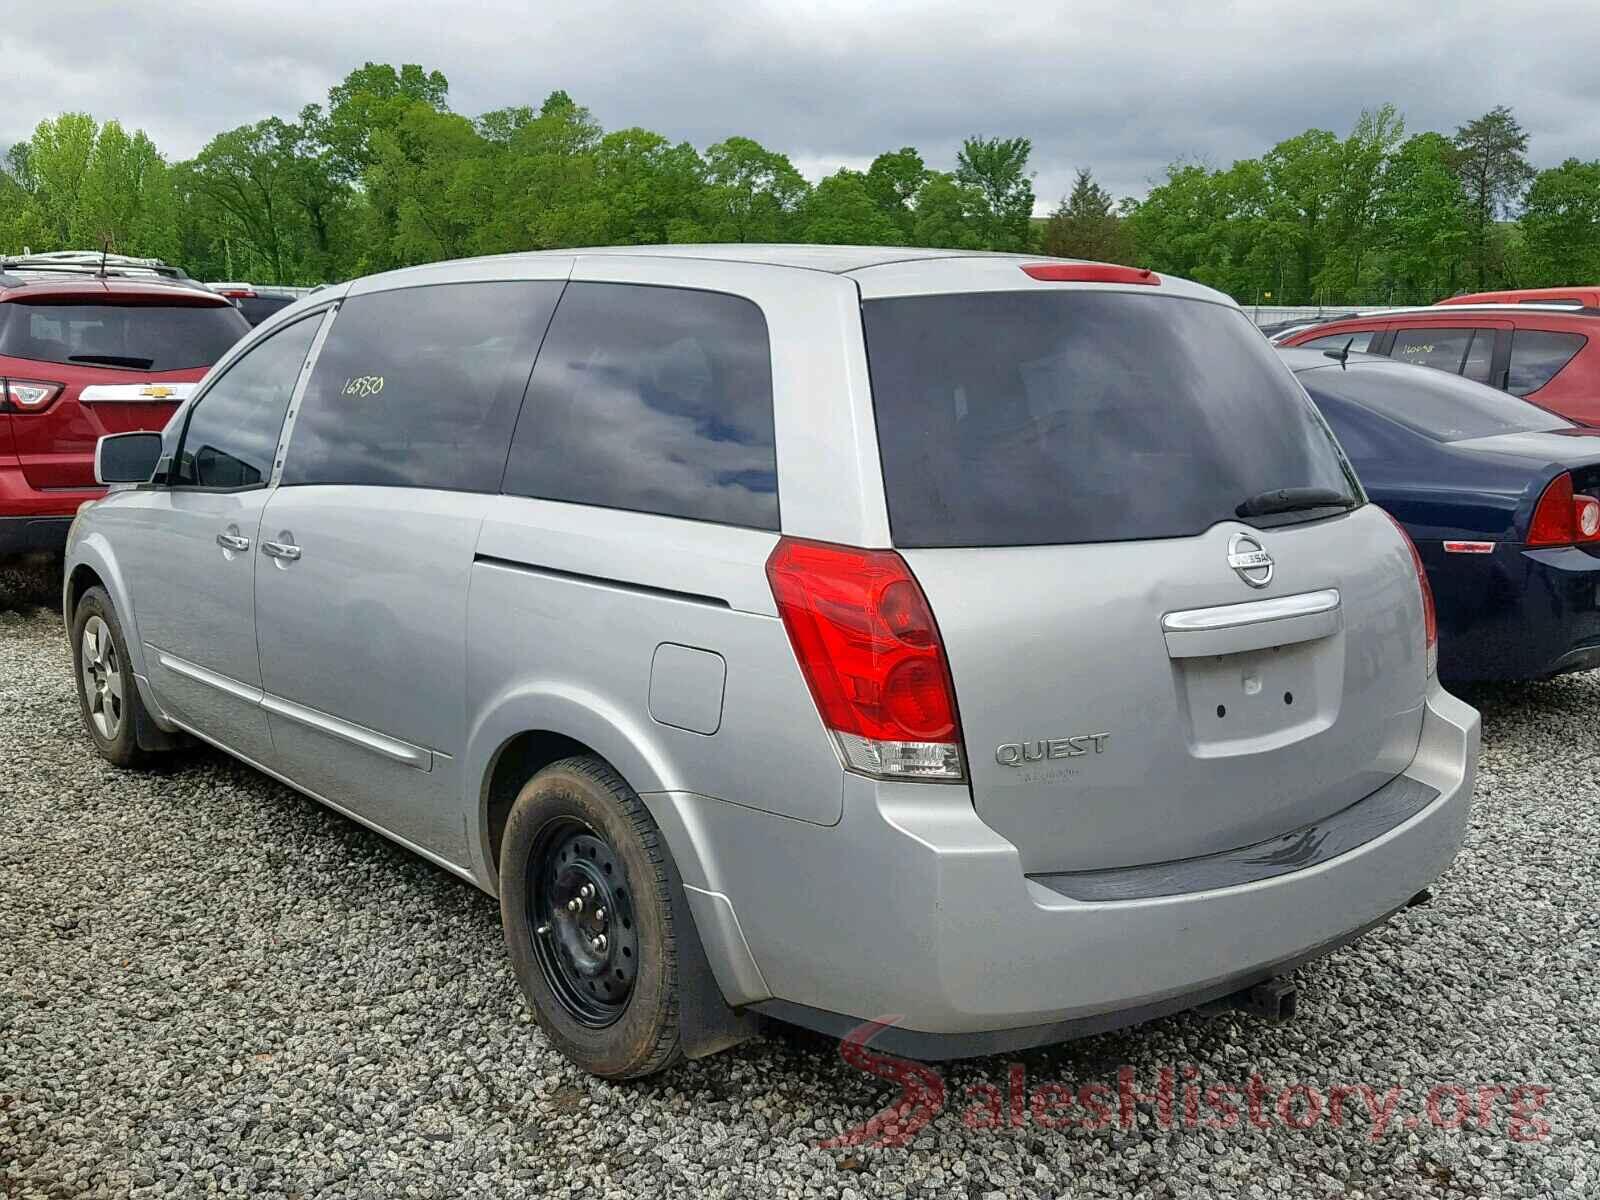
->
0;273;249;555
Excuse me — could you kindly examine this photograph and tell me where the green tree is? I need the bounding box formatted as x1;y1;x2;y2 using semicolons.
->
1454;105;1535;287
954;135;1035;250
1041;167;1130;262
797;169;903;245
23;113;99;246
1376;132;1471;301
1318;104;1405;298
592;129;709;244
1520;158;1600;286
909;172;984;249
701;137;809;242
864;147;928;239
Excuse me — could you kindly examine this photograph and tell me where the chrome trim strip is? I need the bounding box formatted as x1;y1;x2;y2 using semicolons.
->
152;647;263;704
260;693;432;771
79;383;198;404
1162;588;1341;633
163;715;480;890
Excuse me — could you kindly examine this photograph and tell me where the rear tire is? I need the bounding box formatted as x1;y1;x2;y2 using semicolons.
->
70;587;155;769
500;755;684;1079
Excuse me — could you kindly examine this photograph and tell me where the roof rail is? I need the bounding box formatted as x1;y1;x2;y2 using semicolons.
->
0;251;190;281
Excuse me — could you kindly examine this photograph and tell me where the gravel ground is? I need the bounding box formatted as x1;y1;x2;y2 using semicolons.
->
3;563;1596;1199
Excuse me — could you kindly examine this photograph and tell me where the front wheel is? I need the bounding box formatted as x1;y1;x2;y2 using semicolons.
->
70;586;157;769
500;755;684;1079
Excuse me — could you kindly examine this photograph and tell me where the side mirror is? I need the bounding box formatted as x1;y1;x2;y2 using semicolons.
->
95;431;165;485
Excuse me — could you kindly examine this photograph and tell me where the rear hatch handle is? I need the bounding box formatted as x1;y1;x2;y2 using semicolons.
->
1162;589;1342;658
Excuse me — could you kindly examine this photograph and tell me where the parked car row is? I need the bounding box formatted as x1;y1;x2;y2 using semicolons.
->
63;247;1479;1080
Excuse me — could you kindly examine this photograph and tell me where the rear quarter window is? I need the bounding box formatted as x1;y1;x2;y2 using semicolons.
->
0;299;247;370
863;291;1356;547
282;281;563;491
1507;329;1587;396
1298;330;1376;353
501;282;779;530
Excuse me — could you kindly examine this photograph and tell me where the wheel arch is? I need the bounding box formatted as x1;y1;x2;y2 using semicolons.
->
467;684;693;895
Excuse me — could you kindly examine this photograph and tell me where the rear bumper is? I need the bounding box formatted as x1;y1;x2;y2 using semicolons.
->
0;466;101;555
1429;542;1600;681
674;684;1477;1052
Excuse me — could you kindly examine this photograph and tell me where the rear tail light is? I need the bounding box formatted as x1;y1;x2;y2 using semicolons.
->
1;379;64;413
1021;263;1159;285
1526;472;1600;547
766;537;965;781
1381;510;1437;678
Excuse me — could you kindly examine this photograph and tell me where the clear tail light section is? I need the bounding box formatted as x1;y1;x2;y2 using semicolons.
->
1380;509;1437;678
1;379;64;413
1527;472;1600;547
765;537;965;781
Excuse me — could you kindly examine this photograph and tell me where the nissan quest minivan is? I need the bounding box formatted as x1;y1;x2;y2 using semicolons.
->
65;247;1479;1079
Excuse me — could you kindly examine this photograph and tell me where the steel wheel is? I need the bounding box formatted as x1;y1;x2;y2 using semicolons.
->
80;615;124;741
527;818;639;1027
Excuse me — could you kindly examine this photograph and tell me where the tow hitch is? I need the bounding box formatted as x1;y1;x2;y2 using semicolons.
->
1203;975;1300;1022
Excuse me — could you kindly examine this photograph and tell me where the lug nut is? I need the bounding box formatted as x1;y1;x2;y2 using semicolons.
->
592;934;607;953
580;884;595;899
535;923;551;936
594;908;606;923
567;898;581;913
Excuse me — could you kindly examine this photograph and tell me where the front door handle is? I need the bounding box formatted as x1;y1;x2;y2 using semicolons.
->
216;531;251;553
261;540;301;561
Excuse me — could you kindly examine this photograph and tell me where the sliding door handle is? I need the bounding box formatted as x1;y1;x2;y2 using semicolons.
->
216;531;251;553
261;540;301;561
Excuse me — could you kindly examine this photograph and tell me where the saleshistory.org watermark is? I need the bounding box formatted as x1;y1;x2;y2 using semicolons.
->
818;1020;1554;1150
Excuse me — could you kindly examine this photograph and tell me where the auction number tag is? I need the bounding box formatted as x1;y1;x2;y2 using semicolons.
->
342;375;385;398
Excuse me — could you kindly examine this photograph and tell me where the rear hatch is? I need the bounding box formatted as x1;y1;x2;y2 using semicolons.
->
860;281;1431;874
0;287;247;489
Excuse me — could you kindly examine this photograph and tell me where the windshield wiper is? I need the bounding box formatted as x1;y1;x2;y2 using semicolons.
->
1236;486;1357;518
69;354;155;369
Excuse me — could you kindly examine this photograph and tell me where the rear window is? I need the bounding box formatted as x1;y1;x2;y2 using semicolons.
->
0;300;247;371
863;291;1356;547
1299;362;1570;442
237;295;296;326
1507;329;1586;396
1390;327;1482;376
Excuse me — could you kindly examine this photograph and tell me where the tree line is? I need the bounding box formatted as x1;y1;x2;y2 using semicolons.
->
2;63;1595;306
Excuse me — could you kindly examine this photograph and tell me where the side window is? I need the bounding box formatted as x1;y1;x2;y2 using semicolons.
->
1390;327;1475;375
282;281;563;491
1507;330;1587;396
503;282;779;530
1299;330;1375;353
1461;328;1495;384
174;316;321;489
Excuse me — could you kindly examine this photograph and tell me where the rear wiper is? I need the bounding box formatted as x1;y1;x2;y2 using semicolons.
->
1236;486;1357;518
69;354;155;368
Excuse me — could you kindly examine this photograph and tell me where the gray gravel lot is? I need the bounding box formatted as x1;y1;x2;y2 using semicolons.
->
3;562;1597;1199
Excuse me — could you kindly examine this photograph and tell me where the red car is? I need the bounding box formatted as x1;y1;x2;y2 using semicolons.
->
0;269;249;556
1280;304;1600;425
1439;286;1600;309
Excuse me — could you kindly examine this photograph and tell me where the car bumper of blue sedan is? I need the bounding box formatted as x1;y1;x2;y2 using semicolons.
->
1425;541;1600;681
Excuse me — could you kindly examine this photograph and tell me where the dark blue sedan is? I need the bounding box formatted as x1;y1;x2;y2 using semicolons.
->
1281;347;1600;681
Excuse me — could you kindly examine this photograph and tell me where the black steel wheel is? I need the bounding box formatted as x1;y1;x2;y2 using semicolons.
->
527;820;639;1026
499;755;684;1078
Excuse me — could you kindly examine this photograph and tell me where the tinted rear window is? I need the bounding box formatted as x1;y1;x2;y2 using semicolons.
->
862;292;1355;547
282;281;562;492
1507;329;1586;396
0;300;247;370
237;295;295;326
1299;362;1570;442
1298;330;1376;353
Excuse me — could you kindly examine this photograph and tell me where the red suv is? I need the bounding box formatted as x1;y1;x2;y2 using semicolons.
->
1280;304;1600;425
1439;286;1600;309
0;266;249;556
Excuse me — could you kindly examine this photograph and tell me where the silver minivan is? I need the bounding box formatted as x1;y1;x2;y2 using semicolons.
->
66;247;1479;1078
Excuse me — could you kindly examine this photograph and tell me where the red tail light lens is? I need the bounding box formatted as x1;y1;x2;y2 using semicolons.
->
1526;472;1600;547
1021;263;1159;285
766;537;964;781
1381;510;1437;677
2;379;64;413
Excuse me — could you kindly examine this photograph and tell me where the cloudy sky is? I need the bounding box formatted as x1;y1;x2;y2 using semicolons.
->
5;0;1600;211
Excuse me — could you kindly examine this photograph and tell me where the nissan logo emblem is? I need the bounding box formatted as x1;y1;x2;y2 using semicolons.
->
1227;531;1274;588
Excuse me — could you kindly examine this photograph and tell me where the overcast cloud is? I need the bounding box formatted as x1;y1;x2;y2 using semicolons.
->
4;0;1599;211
